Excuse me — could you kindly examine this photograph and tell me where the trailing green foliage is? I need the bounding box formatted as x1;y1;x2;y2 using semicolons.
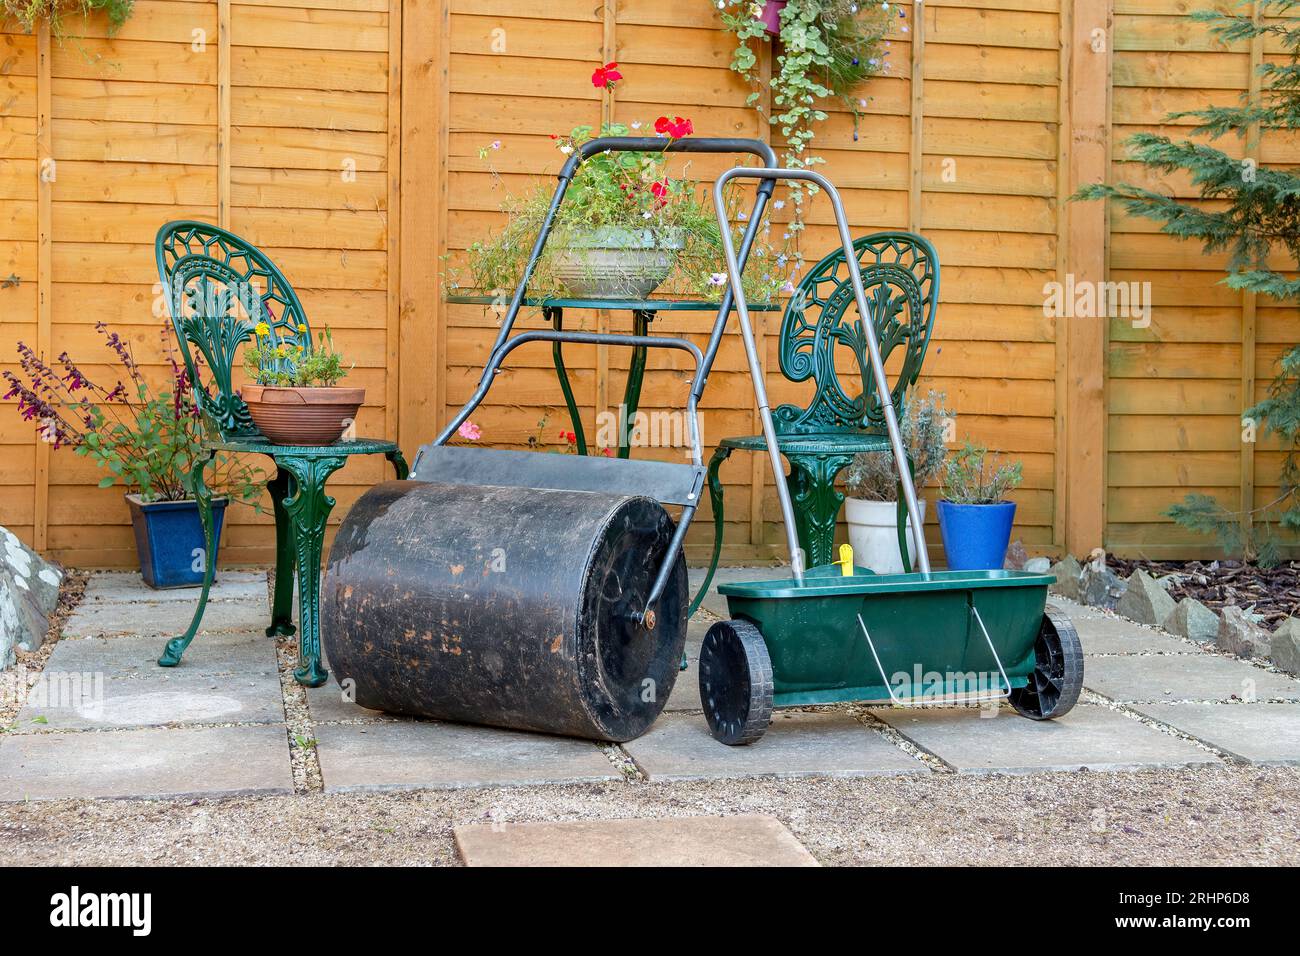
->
842;390;951;501
1074;0;1300;564
452;122;791;303
2;0;133;37
941;441;1022;506
716;0;891;230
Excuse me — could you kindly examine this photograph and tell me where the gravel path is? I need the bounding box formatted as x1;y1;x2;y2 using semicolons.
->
2;765;1296;866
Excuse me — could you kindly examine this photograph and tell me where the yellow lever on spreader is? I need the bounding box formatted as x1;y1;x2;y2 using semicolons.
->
838;543;854;576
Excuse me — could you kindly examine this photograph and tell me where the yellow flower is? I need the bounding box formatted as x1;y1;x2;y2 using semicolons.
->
297;323;307;333
296;344;305;353
255;322;270;337
277;344;289;356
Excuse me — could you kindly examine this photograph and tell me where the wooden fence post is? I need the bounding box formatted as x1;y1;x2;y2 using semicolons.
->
399;0;448;454
1063;0;1112;555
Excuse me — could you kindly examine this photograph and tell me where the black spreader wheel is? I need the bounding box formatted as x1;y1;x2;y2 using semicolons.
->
699;619;774;746
1009;605;1084;720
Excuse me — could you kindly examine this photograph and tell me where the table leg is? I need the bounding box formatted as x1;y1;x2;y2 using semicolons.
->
618;309;654;459
265;467;297;639
544;306;588;455
275;454;347;687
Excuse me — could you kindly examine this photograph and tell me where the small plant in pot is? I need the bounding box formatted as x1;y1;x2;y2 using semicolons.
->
936;441;1024;571
842;390;950;573
450;63;790;304
2;323;263;588
241;324;361;446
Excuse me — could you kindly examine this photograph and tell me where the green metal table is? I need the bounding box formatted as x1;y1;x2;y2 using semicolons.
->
446;295;779;459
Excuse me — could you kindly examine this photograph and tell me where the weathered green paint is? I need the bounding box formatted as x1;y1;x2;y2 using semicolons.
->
719;567;1049;705
154;221;407;686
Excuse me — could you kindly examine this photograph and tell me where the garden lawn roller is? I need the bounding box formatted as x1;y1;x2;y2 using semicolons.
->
699;166;1084;745
320;138;779;742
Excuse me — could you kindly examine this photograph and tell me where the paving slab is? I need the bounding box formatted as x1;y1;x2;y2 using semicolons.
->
870;704;1221;774
39;629;278;679
455;813;818;867
305;681;387;723
1071;615;1197;656
82;570;268;605
663;662;703;713
688;565;786;619
1129;703;1300;766
1083;654;1300;703
624;712;928;782
15;668;283;732
0;724;292;801
314;720;621;792
1048;597;1110;621
62;598;268;638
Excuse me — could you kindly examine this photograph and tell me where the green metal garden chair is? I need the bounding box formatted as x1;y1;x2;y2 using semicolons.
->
154;221;407;686
695;231;939;607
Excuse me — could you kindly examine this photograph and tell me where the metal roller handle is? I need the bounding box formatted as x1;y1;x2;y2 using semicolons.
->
713;167;932;580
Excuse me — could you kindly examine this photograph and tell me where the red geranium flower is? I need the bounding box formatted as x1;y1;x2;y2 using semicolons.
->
649;180;669;207
591;61;622;90
654;115;694;139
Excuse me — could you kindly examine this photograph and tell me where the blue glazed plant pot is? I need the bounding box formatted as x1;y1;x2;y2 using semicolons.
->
936;500;1016;571
126;494;227;589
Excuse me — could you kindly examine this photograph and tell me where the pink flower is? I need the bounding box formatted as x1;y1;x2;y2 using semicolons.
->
457;420;481;441
592;62;622;90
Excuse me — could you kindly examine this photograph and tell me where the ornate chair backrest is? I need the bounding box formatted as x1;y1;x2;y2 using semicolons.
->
773;231;939;437
155;221;311;442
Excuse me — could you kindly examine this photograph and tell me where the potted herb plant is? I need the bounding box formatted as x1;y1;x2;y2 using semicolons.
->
936;440;1024;571
842;391;949;573
453;64;791;303
241;324;362;446
2;323;262;588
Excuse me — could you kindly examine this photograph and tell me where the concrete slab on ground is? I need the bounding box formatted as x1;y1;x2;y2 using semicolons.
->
455;813;818;867
1129;702;1300;766
1071;615;1197;656
870;704;1221;775
82;570;268;605
663;663;702;713
0;724;292;801
62;598;268;638
37;629;278;680
1048;598;1110;621
1083;654;1300;703
688;566;786;619
305;681;388;723
314;720;622;792
14;666;284;732
624;712;928;782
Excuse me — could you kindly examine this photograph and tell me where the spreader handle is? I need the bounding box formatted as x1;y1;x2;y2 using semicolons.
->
712;167;933;580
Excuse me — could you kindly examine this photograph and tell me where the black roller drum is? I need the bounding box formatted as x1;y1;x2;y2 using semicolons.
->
320;480;687;742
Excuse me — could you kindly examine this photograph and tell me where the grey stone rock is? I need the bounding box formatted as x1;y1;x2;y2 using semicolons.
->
1079;564;1127;609
1004;539;1029;570
1162;597;1220;644
1268;618;1300;675
1115;569;1177;626
1024;556;1052;574
1049;555;1083;600
0;525;63;666
1216;605;1272;660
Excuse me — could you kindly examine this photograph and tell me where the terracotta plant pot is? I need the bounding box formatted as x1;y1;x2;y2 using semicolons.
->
241;385;364;446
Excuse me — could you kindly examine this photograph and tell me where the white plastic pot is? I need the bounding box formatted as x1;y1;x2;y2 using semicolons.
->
845;497;926;574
